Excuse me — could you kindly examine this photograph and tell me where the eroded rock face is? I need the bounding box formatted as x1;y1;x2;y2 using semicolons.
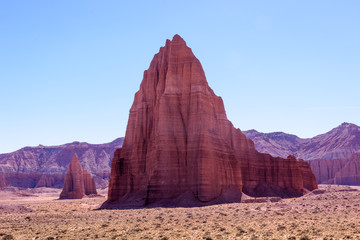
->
102;35;317;208
333;153;360;185
308;158;349;184
35;174;65;188
0;172;6;188
0;138;124;188
60;154;97;199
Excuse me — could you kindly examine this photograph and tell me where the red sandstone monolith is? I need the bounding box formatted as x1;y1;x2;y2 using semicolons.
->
101;35;317;208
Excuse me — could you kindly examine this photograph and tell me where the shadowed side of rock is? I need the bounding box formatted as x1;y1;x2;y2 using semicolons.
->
83;170;97;195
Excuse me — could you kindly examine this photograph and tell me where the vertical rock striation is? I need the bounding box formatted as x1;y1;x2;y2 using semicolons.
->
83;170;97;195
101;35;317;208
0;172;6;188
35;174;65;188
334;153;360;185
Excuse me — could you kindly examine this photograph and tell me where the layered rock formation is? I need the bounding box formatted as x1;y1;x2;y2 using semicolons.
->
244;122;360;160
0;172;6;188
307;158;349;184
244;123;360;185
35;174;65;188
334;153;360;185
308;153;360;185
101;35;317;209
0;138;123;188
59;154;97;199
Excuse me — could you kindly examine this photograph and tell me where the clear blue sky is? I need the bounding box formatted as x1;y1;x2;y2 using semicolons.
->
1;1;359;153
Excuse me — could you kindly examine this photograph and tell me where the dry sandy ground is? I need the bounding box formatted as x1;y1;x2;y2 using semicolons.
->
0;185;360;240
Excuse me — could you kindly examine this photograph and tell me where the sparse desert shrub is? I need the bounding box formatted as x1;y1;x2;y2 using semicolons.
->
2;235;14;240
300;236;310;240
46;237;54;240
288;237;296;240
277;225;286;231
131;228;142;232
236;226;247;237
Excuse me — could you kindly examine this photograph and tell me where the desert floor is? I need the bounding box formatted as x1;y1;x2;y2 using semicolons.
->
0;185;360;240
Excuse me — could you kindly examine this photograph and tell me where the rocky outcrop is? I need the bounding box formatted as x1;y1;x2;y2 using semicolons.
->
244;122;360;160
60;154;97;199
101;35;317;209
0;172;6;188
0;138;123;188
307;158;349;184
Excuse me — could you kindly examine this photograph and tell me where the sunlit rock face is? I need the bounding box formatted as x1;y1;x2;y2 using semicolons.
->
102;35;317;209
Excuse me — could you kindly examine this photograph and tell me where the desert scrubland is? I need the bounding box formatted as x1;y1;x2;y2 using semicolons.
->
1;185;360;240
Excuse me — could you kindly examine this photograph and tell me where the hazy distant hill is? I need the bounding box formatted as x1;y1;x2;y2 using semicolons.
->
2;122;360;188
244;123;360;185
0;138;123;188
244;122;360;160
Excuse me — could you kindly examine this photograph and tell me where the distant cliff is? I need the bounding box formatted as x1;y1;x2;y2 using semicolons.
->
0;138;123;188
244;123;360;185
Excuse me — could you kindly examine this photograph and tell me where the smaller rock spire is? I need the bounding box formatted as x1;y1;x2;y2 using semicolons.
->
59;153;97;199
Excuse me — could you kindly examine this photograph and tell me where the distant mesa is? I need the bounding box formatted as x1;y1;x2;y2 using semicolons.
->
101;34;317;209
59;153;97;199
244;123;360;185
0;137;124;188
244;122;360;160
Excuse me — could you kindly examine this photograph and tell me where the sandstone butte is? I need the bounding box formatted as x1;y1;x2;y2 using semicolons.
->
101;35;318;209
59;154;97;199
